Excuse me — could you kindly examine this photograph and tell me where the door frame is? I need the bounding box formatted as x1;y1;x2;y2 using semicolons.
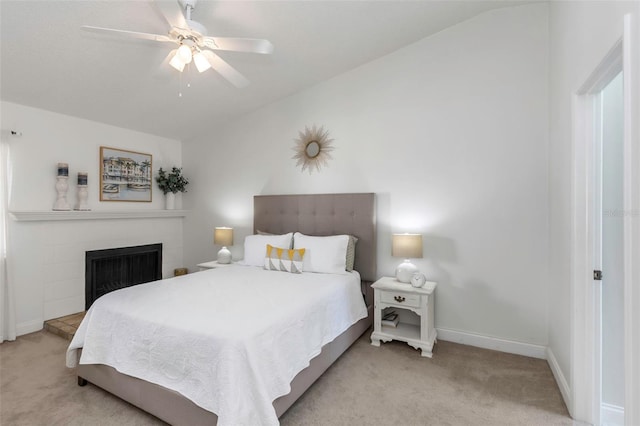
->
571;10;640;426
622;11;640;426
571;40;621;425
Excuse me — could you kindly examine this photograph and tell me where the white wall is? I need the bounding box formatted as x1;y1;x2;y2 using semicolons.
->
1;102;184;335
183;4;550;349
547;0;637;413
8;217;184;335
1;102;181;211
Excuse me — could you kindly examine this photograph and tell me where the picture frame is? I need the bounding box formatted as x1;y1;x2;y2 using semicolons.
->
100;146;152;202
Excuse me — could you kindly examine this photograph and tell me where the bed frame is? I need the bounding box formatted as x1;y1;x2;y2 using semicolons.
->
76;193;377;424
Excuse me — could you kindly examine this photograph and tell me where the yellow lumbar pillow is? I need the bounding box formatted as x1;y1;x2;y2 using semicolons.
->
264;244;305;273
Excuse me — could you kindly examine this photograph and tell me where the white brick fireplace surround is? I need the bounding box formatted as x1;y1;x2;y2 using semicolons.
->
8;211;186;336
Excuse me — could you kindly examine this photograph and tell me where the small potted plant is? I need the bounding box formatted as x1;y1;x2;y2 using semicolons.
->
156;167;189;210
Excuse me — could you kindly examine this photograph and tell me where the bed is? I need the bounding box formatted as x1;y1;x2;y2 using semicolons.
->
66;193;376;425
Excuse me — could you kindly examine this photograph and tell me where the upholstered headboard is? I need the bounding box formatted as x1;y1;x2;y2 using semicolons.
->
254;193;377;282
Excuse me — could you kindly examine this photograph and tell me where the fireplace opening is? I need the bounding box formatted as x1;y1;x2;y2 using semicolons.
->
85;243;162;309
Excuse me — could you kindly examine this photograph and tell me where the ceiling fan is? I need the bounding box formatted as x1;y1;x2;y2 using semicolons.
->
81;0;273;88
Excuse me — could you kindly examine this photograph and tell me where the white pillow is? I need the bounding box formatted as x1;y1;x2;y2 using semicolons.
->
293;232;349;274
239;233;293;267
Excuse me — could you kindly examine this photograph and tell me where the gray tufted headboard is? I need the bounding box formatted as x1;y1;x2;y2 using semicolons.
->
254;193;377;282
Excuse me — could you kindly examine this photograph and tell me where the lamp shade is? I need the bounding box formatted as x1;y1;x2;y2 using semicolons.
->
214;227;234;246
392;234;423;259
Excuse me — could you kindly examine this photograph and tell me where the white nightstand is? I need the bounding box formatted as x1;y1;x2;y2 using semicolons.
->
370;276;437;358
197;260;234;271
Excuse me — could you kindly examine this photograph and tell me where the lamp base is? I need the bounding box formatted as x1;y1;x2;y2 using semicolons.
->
396;259;418;283
217;247;232;264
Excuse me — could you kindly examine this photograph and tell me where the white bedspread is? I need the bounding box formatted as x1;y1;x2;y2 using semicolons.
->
66;265;367;426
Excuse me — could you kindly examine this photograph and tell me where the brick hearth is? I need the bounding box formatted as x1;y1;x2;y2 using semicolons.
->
44;312;85;340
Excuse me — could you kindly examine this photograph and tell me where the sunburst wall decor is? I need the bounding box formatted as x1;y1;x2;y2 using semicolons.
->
292;124;335;174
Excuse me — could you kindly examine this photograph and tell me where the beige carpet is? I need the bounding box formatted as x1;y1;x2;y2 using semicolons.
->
0;330;574;426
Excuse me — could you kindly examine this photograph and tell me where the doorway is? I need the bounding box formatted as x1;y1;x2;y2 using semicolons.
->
571;11;640;425
598;71;625;425
570;39;623;425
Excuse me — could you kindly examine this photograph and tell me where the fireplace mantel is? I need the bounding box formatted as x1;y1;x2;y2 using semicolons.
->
10;210;188;222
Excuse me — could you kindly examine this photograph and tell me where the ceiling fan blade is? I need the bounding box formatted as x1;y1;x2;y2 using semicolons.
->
201;50;250;88
203;37;274;55
81;26;173;43
152;0;187;29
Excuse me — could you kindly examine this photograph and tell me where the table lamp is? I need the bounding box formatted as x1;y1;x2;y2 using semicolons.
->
392;233;423;283
214;227;234;264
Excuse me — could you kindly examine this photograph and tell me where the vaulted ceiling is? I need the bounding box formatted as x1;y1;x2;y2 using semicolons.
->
1;1;531;141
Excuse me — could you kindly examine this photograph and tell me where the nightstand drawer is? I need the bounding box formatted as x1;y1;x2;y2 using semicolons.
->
380;291;420;308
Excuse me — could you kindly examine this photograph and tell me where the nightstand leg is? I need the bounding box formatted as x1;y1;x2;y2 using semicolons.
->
421;351;433;358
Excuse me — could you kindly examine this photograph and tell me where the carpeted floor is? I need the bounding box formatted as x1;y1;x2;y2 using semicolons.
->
0;330;575;426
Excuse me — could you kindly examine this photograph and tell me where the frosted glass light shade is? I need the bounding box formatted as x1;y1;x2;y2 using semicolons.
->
169;53;185;72
177;44;193;64
193;51;211;72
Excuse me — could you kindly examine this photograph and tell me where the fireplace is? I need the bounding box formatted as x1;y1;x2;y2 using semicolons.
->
85;243;162;309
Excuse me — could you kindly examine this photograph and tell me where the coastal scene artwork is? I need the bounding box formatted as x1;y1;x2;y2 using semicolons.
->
100;147;152;202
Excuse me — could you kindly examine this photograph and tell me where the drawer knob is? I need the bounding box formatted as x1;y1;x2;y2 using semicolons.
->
394;296;405;303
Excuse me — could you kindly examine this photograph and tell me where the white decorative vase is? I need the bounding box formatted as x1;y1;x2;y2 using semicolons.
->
217;247;232;264
75;185;90;211
165;192;176;210
395;259;418;283
53;176;71;211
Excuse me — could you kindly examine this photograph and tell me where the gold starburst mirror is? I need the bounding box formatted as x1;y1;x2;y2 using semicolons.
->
292;125;335;173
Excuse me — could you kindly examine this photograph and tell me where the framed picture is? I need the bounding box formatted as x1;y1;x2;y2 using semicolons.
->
100;147;152;202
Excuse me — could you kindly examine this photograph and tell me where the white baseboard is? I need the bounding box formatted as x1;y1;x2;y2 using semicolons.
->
601;403;624;426
435;327;547;359
546;347;572;415
16;319;43;336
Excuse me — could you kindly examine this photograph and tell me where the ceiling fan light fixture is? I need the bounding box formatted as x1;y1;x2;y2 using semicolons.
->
177;44;193;64
193;51;211;72
81;0;273;87
169;53;186;72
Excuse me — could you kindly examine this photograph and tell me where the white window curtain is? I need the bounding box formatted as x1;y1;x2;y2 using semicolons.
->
0;135;16;342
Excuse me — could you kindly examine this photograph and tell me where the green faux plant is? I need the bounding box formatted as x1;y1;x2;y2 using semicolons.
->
156;167;189;194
